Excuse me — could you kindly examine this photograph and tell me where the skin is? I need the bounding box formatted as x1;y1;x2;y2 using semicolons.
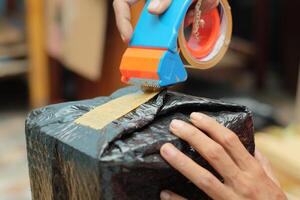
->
113;1;287;199
159;113;287;200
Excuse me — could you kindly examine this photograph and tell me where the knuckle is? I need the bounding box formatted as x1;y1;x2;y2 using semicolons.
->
233;174;258;197
235;177;255;196
254;166;266;177
273;191;287;200
223;132;239;147
113;0;119;9
205;144;224;161
187;128;199;140
240;187;252;197
241;185;257;197
229;170;241;180
196;174;215;189
251;162;265;177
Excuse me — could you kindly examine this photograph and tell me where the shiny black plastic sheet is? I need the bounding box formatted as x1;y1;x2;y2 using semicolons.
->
25;87;254;200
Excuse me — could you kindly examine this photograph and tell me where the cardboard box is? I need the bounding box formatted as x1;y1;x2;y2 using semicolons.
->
46;0;108;81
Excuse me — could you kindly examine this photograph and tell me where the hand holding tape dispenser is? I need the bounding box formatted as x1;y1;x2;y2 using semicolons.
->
119;0;232;91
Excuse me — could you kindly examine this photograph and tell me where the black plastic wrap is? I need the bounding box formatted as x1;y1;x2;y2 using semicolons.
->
25;87;255;200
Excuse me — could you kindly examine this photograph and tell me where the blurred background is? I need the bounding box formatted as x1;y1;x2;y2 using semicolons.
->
0;0;299;199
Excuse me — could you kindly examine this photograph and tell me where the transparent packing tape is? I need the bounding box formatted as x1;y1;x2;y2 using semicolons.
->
178;0;232;69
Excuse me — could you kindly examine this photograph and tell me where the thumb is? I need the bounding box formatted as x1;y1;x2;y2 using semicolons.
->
148;0;172;15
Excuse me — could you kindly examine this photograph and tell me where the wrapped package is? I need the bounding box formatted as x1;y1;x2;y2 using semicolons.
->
25;87;254;200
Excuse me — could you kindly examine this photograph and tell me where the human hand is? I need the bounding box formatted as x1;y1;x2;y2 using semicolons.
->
159;113;287;200
113;0;219;42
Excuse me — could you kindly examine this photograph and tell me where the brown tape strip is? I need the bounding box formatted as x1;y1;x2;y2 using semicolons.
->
75;91;159;130
178;0;232;69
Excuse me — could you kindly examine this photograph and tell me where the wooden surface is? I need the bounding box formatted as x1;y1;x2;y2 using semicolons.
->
26;0;50;108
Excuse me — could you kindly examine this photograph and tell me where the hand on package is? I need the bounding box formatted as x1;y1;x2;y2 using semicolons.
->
159;113;287;200
113;0;219;42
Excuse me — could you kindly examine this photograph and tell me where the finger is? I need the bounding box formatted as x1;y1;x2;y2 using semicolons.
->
160;143;231;200
113;0;139;42
160;190;187;200
184;10;195;27
148;0;172;15
170;119;240;181
190;112;256;170
255;149;281;187
201;0;219;12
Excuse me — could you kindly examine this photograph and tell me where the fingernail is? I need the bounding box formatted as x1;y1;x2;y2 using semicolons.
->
200;19;205;28
161;144;177;158
170;119;184;129
148;0;160;10
190;112;204;120
160;191;170;200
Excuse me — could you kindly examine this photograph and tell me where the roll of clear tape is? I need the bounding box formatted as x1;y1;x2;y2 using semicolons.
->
178;0;232;69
